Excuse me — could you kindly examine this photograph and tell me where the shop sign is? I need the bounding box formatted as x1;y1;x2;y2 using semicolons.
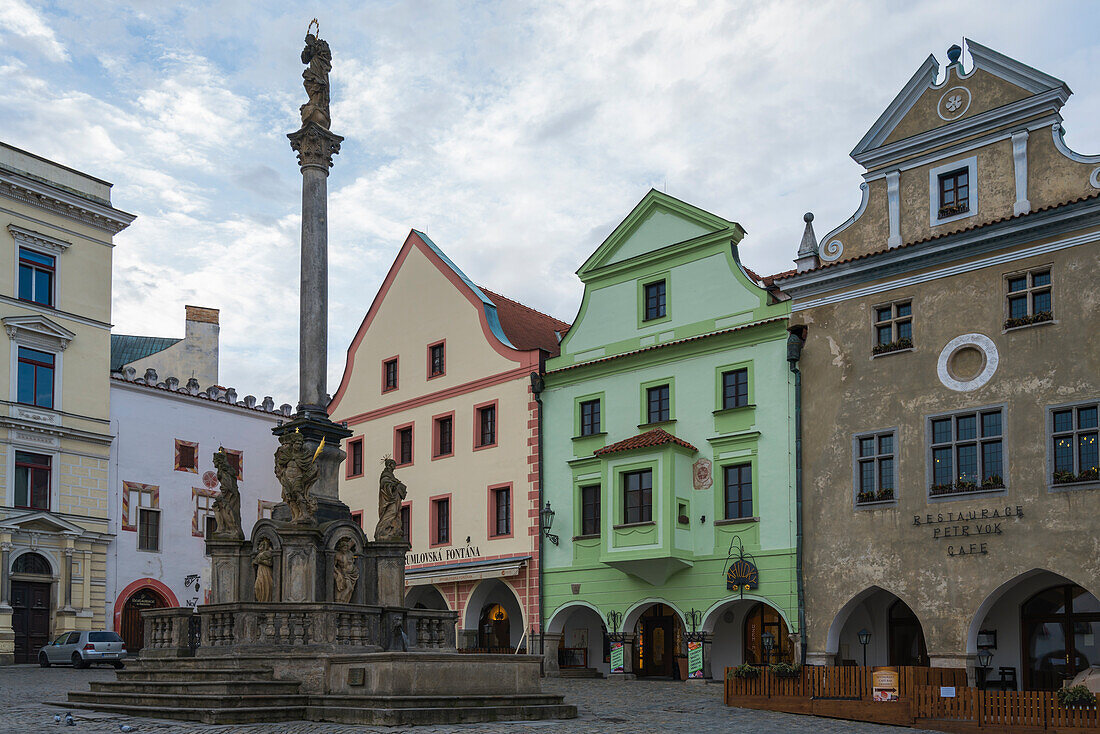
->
610;642;624;673
912;505;1025;557
687;641;704;679
940;686;956;698
872;667;899;702
407;545;482;565
724;535;759;596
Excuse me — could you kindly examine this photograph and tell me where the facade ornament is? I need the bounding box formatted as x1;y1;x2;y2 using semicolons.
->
274;431;319;524
333;537;359;603
375;458;408;541
211;448;244;539
692;458;713;490
252;538;274;602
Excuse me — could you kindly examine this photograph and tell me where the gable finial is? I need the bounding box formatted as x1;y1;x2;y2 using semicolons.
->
947;44;962;66
797;212;818;257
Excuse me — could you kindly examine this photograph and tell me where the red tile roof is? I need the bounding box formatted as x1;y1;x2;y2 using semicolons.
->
480;287;571;357
593;428;698;456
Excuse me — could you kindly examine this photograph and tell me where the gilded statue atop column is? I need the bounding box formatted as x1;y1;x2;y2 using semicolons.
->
375;458;408;542
211;448;243;539
333;537;360;603
274;431;319;524
299;20;332;129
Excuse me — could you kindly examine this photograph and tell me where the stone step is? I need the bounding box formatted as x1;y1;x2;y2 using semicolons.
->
560;667;604;678
47;701;308;725
310;693;568;709
115;666;274;681
89;680;302;695
66;691;310;709
313;703;579;725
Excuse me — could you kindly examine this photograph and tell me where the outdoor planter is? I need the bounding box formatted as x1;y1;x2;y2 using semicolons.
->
872;337;913;355
731;663;761;679
1004;311;1053;330
1056;685;1097;709
769;663;801;679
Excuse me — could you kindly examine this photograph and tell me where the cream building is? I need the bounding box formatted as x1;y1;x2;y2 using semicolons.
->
0;141;134;664
330;230;568;651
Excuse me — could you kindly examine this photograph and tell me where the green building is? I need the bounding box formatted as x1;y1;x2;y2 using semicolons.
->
540;191;799;680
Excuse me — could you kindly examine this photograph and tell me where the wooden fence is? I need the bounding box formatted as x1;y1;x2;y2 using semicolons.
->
725;666;1100;732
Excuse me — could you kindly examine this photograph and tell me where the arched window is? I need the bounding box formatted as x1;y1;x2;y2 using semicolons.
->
1022;584;1100;690
743;603;791;664
12;552;51;576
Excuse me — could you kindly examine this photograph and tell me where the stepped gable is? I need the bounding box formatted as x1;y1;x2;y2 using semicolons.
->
479;287;570;356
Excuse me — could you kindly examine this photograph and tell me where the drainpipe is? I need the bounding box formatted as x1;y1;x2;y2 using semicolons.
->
530;363;546;674
786;325;808;666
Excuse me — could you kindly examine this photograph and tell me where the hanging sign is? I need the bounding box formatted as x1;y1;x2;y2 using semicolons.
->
872;667;900;702
724;535;759;596
610;642;624;673
688;641;704;679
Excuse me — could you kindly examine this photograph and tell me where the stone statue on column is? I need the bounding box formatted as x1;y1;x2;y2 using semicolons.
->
274;432;319;524
333;537;359;603
211;448;243;539
299;25;332;129
375;458;407;541
252;538;274;602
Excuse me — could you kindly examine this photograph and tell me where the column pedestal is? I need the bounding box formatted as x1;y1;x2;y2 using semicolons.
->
543;634;560;677
279;526;324;603
369;541;409;608
206;539;250;604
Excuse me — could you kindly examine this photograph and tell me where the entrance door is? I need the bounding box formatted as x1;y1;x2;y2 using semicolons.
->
639;615;674;677
120;588;166;654
888;600;929;666
1022;584;1100;690
11;581;50;664
478;603;510;650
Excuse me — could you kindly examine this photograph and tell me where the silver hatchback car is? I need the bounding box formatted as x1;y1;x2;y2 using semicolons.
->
39;631;126;669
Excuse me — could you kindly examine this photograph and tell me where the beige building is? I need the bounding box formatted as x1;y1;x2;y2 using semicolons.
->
774;41;1099;690
0;142;134;663
111;305;220;388
330;230;567;651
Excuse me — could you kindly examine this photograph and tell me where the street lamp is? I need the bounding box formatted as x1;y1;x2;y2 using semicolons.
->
761;631;774;666
976;648;993;689
858;628;871;667
539;501;558;546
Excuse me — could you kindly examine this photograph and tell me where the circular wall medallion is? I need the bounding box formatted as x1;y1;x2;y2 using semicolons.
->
202;471;218;489
937;334;999;392
937;86;972;121
820;239;844;262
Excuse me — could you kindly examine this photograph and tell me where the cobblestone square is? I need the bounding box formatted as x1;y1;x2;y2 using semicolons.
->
2;665;941;734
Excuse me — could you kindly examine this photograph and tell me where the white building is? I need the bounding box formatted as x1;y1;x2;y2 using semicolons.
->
106;368;290;653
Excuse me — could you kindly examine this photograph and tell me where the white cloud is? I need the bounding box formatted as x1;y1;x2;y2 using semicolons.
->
0;0;68;61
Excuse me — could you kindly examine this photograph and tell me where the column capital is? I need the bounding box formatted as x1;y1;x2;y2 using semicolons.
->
288;122;344;171
63;547;74;557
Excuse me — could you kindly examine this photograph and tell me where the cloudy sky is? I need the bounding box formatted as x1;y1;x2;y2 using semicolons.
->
2;1;1098;403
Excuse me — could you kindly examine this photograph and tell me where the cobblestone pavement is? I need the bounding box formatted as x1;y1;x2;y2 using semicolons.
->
4;665;939;734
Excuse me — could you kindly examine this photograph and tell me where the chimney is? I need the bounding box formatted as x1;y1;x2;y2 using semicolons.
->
184;305;220;386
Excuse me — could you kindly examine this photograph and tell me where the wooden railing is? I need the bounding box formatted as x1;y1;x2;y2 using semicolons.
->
725;665;966;701
912;686;1100;729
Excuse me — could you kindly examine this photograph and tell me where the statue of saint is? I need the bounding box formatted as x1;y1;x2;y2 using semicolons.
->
252;538;274;602
211;448;243;539
299;29;332;129
375;458;407;541
333;537;360;603
274;431;319;524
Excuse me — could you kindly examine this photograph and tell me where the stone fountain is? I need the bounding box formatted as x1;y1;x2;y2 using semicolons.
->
53;22;574;725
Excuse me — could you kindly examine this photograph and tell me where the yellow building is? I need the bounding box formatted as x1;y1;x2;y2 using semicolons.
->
0;142;134;664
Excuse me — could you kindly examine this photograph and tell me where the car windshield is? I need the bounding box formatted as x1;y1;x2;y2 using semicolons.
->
88;632;123;642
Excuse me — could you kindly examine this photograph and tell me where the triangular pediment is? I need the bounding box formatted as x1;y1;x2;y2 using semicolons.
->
0;511;86;535
577;190;743;277
3;314;76;350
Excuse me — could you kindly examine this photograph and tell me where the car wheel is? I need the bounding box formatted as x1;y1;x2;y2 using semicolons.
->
71;652;88;670
39;653;51;668
112;661;124;669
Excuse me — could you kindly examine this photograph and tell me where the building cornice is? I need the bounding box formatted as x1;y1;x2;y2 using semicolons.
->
0;414;115;446
110;375;290;420
0;166;135;235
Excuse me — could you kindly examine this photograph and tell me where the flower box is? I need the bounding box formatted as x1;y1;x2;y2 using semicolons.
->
1004;311;1053;330
872;337;913;356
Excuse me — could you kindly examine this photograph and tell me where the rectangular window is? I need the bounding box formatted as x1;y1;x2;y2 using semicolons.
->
855;431;896;503
872;301;912;353
347;438;364;477
194;491;216;538
224;449;243;479
432;497;450;545
14;451;50;510
1005;268;1053;328
175;439;198;472
18;247;55;307
929;408;1005;495
400;504;411;543
492;486;511;537
138;508;160;551
124;482;158;531
580;485;601;536
383;357;399;392
622;469;652;524
643;280;666;321
722;368;749;409
434;415;454;457
580;399;601;436
351;510;363;528
476;404;497;448
396;425;413;465
646;384;670;424
258;500;276;520
1051;402;1098;485
724;463;753;519
938;168;969;217
428;342;445;378
17;347;54;409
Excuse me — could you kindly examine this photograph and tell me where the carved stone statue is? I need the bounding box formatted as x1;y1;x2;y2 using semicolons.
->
211;448;243;539
274;431;319;524
252;538;274;602
375;458;407;541
299;29;332;129
333;537;360;603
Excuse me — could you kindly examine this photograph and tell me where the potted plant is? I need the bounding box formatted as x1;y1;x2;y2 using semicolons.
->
1056;685;1097;709
857;491;876;504
1053;470;1077;485
955;479;978;493
875;488;895;501
982;474;1005;490
930;483;954;496
769;662;801;679
1078;467;1099;482
732;663;761;679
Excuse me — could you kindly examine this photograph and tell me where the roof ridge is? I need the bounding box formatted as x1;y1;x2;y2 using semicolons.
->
478;286;571;329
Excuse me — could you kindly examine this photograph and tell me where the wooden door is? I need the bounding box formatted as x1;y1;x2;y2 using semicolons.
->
120;588;165;654
640;616;674;677
11;581;50;664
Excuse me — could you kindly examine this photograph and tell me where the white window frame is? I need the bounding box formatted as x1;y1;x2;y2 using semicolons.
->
929;156;978;228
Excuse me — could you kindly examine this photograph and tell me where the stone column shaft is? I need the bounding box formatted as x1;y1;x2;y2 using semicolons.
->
0;542;11;607
299;163;328;412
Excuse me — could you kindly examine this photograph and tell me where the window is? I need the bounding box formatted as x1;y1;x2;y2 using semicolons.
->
18;247;55;307
395;425;413;465
1006;268;1053;328
17;347;54;408
723;464;753;519
13;552;51;575
622;469;652;524
224;449;243;479
938;168;969;217
491;486;511;537
643;280;666;321
139;508;160;551
929;408;1004;496
175;440;198;473
123;482;158;532
14;451;50;510
855;431;896;503
722;368;749;410
646;384;670;424
193;489;216;538
476;403;497;448
872;301;912;354
580;399;601;436
434;414;454;458
432;497;450;545
383;357;399;392
428;341;445;378
580;485;601;536
347;438;364;477
1051;403;1098;485
257;499;276;520
400;504;411;543
351;510;363;528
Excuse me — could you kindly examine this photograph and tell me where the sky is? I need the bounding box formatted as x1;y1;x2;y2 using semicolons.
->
1;1;1098;404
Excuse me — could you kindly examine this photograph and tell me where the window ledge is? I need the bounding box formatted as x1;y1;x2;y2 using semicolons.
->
613;521;656;530
430;452;454;461
871;347;914;359
855;499;898;509
713;405;756;416
928;485;1007;502
1003;319;1057;334
573;432;607;441
638;420;676;429
572;533;601;541
1049;480;1100;493
714;516;760;526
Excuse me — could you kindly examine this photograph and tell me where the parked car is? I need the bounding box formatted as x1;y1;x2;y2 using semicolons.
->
39;631;126;669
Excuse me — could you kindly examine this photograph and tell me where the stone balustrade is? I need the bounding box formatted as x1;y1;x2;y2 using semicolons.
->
142;607;196;658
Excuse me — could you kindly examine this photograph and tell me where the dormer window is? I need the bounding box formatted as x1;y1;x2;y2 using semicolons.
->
938;168;969;219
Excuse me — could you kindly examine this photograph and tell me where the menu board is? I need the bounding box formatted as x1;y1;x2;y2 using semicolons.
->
688;641;704;679
610;642;624;673
872;667;899;701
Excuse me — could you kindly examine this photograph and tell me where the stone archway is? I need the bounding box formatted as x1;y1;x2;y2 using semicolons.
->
9;551;56;664
824;586;929;667
702;596;795;678
404;584;449;610
461;578;524;651
113;578;179;656
546;602;607;674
